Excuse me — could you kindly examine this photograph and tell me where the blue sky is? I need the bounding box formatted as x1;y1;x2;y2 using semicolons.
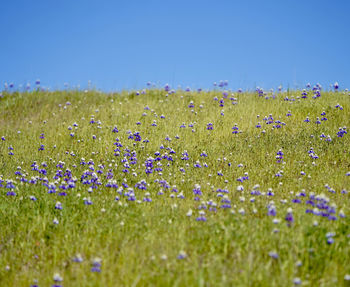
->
1;0;349;91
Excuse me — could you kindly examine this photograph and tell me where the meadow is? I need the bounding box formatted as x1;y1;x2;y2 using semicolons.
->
0;84;349;287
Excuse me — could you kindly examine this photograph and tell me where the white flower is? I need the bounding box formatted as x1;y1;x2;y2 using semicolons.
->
53;273;63;282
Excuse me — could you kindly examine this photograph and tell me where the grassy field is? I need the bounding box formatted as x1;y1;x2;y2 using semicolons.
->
0;87;349;287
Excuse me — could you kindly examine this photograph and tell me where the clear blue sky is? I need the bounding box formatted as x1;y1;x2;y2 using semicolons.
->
1;0;349;91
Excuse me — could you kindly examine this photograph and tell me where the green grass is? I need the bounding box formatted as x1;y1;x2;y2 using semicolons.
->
0;88;349;286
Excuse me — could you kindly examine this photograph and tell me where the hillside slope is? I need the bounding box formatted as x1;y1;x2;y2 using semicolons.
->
0;89;349;286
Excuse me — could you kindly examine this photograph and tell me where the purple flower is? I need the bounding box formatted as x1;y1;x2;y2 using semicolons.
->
337;127;347;138
177;251;187;259
285;208;294;225
200;151;208;157
327;237;334;244
276;149;284;163
193;184;202;196
91;266;101;272
206;123;213;130
232;124;240;134
6;180;15;189
328;215;337;221
268;251;278;259
301;90;308;98
91;257;102;272
73;254;83;263
267;206;277;216
196;216;207;221
84;198;93;205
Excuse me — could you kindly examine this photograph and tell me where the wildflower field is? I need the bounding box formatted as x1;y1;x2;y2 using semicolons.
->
0;85;349;286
